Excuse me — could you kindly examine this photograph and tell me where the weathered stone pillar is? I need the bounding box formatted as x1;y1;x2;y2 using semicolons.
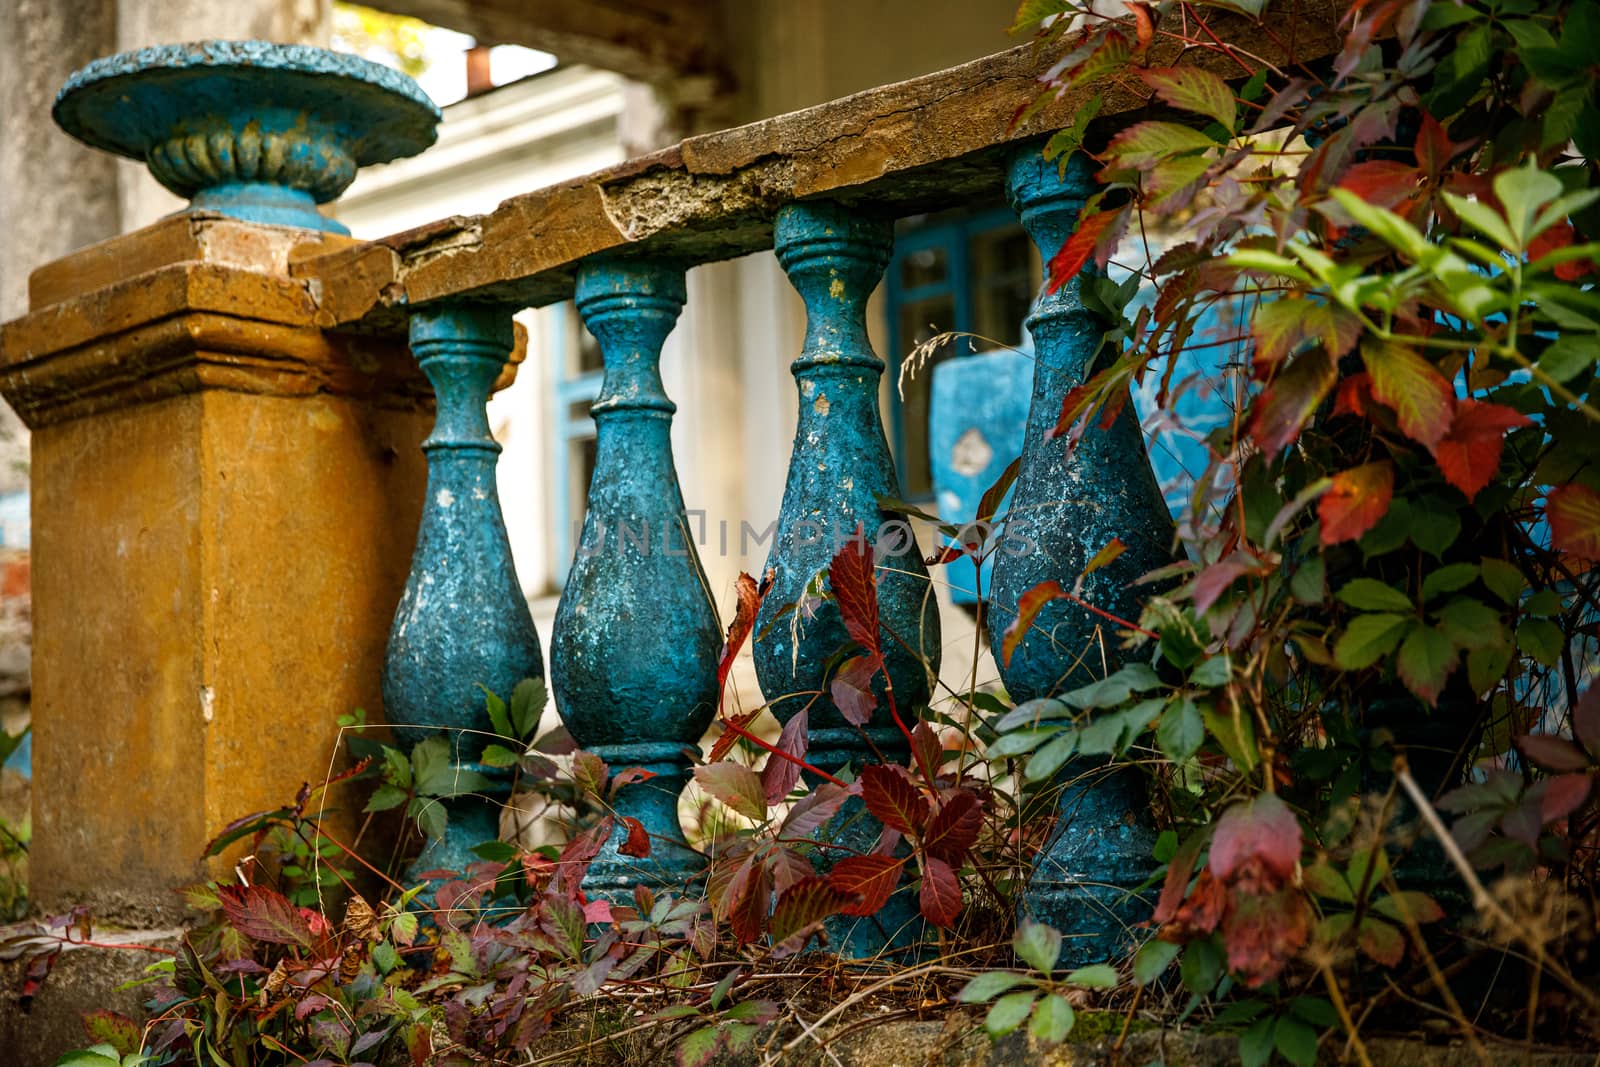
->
0;216;433;924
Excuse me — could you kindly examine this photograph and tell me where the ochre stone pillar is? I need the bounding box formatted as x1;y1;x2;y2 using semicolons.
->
0;215;431;923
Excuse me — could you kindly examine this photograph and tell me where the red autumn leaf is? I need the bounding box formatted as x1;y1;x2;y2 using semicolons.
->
1338;160;1422;213
1049;381;1100;441
761;707;809;805
1333;372;1373;418
769;877;852;950
781;781;850;839
618;816;651;858
1434;400;1532;501
582;898;614;924
1547;483;1600;561
219;884;314;948
919;855;963;927
1516;733;1592;773
1248;349;1336;454
769;845;815;896
910;721;943;781
1192;554;1259;616
1415;111;1459;180
81;1010;142;1057
1124;1;1156;52
1541;772;1595;823
830;653;881;726
1530;221;1593;281
922;790;984;865
1576;685;1600;759
1001;579;1068;667
1152;836;1203;927
1221;885;1311;987
720;853;773;943
693;762;767;822
609;766;659;793
1318;461;1394;545
718;570;771;707
859;763;929;836
830;532;881;656
708;706;763;763
1362;339;1454;452
1046;207;1126;294
828;854;906;917
1211;793;1300;888
1357;916;1405;967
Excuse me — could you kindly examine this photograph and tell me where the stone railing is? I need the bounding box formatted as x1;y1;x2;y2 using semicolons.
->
0;7;1341;965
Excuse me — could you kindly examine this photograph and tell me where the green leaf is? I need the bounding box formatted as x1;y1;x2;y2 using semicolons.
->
481;685;512;740
1435;597;1503;651
1479;558;1524;604
1409;497;1461;558
1104;121;1217;170
1442;191;1518;253
1063;663;1163;708
1290;556;1325;604
1333;613;1411;670
1228;249;1316;283
1336;578;1412;612
1065;964;1120;989
1190;655;1231;687
1024;730;1079;782
1274;1015;1320;1067
1030;992;1076;1043
481;744;520;769
1518;618;1565;667
1347;847;1390;895
1538;335;1600;383
382;745;413;789
1397;623;1458;705
956;970;1033;1003
1330;190;1431;262
1181;938;1224;994
1133;938;1181;985
1289;997;1339;1027
985;991;1039;1037
1421;563;1479;602
411;736;454;795
1468;642;1514;694
372;940;399;973
1302;860;1353;902
364;783;409;813
1139;67;1236;132
990;727;1059;757
511;677;547;739
675;1026;722;1067
1524;588;1563;617
1157;697;1204;763
412;798;447;840
1010;0;1073;33
52;1048;122;1067
1494;162;1564;250
1013;918;1063;974
1239;1016;1276;1067
1203;703;1257;771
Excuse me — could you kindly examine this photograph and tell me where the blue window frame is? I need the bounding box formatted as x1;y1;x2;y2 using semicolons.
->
884;205;1040;500
549;302;603;586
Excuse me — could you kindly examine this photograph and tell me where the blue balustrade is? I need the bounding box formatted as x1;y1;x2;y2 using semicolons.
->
384;304;544;880
986;148;1176;965
551;258;722;900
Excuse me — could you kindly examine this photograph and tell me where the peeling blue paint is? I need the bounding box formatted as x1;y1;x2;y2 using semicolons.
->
988;148;1172;965
552;258;722;900
384;304;543;880
54;40;439;233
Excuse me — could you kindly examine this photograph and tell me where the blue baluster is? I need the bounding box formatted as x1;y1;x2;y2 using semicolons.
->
384;304;544;880
754;202;942;774
551;258;722;900
755;202;941;957
986;149;1175;964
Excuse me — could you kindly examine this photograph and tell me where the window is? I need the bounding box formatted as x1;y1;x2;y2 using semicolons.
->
551;303;603;583
885;205;1041;499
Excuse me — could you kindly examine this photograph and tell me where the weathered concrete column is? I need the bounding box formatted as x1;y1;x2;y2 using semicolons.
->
0;216;433;923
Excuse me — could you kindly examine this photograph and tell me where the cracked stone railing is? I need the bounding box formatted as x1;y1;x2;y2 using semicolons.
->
5;9;1341;975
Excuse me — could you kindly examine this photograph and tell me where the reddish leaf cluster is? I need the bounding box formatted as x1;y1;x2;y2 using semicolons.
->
1156;794;1309;987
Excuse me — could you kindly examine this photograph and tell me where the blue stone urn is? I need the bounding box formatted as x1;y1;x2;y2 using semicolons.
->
551;257;722;901
53;40;440;233
384;304;544;879
986;148;1175;966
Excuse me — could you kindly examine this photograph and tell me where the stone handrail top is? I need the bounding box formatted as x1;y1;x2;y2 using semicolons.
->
292;3;1343;336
